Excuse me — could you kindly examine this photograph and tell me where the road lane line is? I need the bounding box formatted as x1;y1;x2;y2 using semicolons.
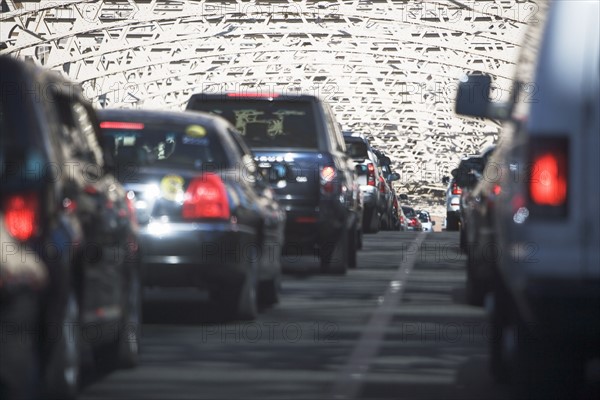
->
330;232;428;400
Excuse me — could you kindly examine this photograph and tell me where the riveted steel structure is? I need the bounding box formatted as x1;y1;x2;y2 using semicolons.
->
0;0;536;210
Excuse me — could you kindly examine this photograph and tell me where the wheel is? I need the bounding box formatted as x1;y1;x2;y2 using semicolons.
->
110;264;142;369
258;275;281;307
0;291;41;400
43;290;81;400
320;227;349;275
363;207;379;234
489;278;510;384
357;228;363;250
446;213;460;231
347;225;358;269
217;253;259;321
465;250;486;306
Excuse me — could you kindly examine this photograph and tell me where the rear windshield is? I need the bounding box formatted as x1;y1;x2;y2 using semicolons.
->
188;99;318;149
402;207;416;218
344;138;369;159
418;214;430;222
101;121;229;171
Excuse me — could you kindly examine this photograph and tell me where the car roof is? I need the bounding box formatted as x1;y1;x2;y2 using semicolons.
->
189;92;319;103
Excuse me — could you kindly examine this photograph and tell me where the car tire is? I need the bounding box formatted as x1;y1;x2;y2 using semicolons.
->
258;275;281;307
357;228;363;250
348;224;358;269
110;264;142;369
465;248;486;306
0;291;41;400
43;290;81;400
446;213;459;231
363;207;379;234
489;277;510;384
320;228;349;275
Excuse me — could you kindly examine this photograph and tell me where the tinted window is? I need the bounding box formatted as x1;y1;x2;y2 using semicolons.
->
344;139;368;159
418;213;430;222
402;207;416;218
101;122;229;171
189;100;318;149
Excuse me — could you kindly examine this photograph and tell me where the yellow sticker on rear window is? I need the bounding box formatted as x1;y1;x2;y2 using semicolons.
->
186;125;207;138
160;175;185;202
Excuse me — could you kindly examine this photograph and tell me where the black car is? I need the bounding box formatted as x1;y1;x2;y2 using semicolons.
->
186;93;361;274
0;57;141;400
97;109;286;320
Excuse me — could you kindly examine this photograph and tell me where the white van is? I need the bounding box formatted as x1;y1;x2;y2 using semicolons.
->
455;1;599;398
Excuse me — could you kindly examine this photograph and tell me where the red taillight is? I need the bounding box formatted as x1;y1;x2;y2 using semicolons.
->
379;176;386;194
451;183;462;195
321;166;336;182
182;173;230;219
530;152;567;206
99;121;145;130
409;217;418;227
226;92;280;98
367;163;376;186
320;166;337;194
3;193;38;241
125;193;138;226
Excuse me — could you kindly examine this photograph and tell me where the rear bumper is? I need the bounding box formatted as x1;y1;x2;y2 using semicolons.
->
282;200;348;254
139;222;256;287
520;279;600;345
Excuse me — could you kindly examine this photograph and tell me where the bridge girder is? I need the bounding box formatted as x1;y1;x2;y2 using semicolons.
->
0;0;536;211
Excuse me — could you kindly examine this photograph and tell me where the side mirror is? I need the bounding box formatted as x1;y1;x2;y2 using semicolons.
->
432;221;436;226
455;74;492;118
388;172;400;182
442;176;450;185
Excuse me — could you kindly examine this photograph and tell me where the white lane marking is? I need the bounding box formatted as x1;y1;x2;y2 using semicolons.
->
330;232;428;400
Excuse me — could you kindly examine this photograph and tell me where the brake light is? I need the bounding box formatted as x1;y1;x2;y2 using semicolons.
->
451;183;462;195
527;137;568;217
125;193;138;226
321;166;336;182
379;176;386;194
183;173;230;219
367;163;376;186
320;166;337;194
226;93;280;98
3;193;38;241
99;121;145;130
530;152;567;206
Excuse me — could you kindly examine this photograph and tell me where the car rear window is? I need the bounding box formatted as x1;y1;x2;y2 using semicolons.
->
101;121;229;171
188;100;318;149
344;138;369;159
402;207;416;218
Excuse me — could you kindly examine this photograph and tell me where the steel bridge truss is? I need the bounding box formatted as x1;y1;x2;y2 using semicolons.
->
0;0;536;207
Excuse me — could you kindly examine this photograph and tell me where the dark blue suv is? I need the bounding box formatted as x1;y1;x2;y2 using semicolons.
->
186;93;360;273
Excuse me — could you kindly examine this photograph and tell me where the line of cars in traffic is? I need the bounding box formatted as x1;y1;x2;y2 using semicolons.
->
0;56;416;399
450;2;599;399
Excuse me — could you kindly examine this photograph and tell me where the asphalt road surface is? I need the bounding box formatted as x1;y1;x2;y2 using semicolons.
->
80;232;599;400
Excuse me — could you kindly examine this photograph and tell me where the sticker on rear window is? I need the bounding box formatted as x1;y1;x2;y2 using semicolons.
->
160;175;185;202
186;125;207;138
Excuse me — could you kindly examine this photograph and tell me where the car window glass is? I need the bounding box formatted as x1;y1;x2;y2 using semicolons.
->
190;100;318;149
101;121;229;172
72;101;103;166
54;93;92;162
